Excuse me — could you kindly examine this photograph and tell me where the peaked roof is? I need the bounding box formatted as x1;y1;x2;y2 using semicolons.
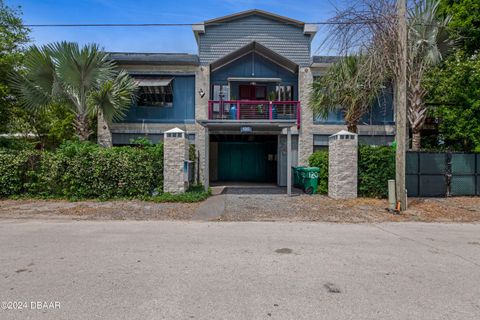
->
165;127;185;134
204;9;305;27
331;130;358;136
210;41;298;74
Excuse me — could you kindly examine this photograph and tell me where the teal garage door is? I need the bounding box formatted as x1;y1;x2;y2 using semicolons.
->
217;142;275;182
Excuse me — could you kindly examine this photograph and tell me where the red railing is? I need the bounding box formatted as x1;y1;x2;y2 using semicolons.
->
208;100;301;128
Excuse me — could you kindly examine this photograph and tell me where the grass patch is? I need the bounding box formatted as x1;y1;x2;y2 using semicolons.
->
4;186;211;203
149;186;211;203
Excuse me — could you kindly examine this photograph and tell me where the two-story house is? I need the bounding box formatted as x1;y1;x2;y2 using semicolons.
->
98;9;395;188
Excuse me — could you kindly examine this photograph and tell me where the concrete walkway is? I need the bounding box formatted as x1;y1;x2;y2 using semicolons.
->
192;185;303;221
192;194;226;221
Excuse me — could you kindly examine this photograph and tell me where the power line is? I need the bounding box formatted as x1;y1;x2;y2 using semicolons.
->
18;21;374;28
12;21;440;28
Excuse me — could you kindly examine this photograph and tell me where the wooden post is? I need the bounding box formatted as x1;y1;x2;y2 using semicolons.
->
396;0;408;210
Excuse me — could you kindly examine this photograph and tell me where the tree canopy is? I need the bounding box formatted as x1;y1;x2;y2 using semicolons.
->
0;1;29;132
10;42;138;141
438;0;480;55
425;52;480;151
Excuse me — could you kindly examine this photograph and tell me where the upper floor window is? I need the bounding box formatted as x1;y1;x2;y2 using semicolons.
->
135;77;174;107
276;85;294;101
212;84;229;100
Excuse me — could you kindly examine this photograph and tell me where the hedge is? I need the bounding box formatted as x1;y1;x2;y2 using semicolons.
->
308;145;395;198
0;141;164;199
307;150;329;194
357;145;395;198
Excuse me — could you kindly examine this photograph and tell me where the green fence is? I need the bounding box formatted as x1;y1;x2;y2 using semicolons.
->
406;151;480;197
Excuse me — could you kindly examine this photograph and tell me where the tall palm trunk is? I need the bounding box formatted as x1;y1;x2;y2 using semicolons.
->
74;113;91;141
407;82;427;151
347;122;358;134
412;131;422;151
97;110;113;147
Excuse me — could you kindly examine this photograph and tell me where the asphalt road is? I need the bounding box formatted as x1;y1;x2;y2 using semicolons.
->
1;220;480;320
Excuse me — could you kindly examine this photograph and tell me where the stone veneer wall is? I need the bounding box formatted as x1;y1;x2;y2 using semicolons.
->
163;131;189;194
194;66;210;185
328;133;358;199
297;67;314;166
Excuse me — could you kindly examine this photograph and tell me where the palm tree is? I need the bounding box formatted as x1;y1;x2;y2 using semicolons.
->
407;0;452;150
310;55;385;133
11;41;137;141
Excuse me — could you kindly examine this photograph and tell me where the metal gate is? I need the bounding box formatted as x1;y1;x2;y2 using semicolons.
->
406;152;480;197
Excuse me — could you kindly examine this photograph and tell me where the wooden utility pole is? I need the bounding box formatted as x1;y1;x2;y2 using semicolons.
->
395;0;408;210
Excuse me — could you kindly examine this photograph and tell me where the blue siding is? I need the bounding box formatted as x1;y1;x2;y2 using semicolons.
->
314;87;394;125
211;52;298;99
199;15;312;66
121;76;195;123
361;87;394;125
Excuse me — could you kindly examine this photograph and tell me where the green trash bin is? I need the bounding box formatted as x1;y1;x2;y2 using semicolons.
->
299;167;320;194
292;166;305;187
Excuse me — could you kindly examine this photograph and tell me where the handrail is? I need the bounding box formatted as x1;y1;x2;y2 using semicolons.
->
208;100;301;128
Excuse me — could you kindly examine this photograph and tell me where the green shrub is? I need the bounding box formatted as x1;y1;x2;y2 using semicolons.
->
0;138;36;150
308;150;329;194
0;150;32;196
0;141;164;200
358;145;395;198
308;145;395;198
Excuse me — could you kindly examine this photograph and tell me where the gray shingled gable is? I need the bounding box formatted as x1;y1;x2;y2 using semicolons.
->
203;9;305;27
198;14;312;67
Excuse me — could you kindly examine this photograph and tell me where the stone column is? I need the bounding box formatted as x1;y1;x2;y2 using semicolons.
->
163;128;189;194
97;111;112;147
328;130;358;199
298;67;314;166
194;65;210;185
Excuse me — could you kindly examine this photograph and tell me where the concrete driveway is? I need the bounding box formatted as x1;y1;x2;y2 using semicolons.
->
1;220;480;319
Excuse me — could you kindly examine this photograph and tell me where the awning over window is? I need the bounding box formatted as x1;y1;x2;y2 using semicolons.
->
135;77;174;87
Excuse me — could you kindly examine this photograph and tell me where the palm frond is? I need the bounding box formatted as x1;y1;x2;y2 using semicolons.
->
88;70;138;123
9;45;56;111
310;54;386;129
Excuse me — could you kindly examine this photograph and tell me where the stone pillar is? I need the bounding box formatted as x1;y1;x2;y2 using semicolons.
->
328;130;358;199
194;65;210;185
163;128;189;194
298;67;314;166
97;111;112;147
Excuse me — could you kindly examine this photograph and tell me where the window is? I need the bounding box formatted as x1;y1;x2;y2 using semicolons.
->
212;84;229;100
314;110;344;124
275;85;294;101
135;77;174;107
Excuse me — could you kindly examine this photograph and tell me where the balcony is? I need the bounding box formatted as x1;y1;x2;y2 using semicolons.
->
208;100;301;128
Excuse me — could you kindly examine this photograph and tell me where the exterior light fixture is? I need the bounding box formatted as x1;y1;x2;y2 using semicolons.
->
199;89;205;98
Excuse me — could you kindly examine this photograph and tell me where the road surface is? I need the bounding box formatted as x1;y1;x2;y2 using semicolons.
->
1;220;479;319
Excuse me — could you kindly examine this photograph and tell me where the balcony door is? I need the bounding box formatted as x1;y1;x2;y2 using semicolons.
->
239;85;266;101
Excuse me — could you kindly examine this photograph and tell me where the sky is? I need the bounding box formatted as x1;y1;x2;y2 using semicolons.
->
7;0;344;55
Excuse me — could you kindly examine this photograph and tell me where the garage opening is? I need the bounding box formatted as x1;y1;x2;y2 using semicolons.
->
209;134;277;183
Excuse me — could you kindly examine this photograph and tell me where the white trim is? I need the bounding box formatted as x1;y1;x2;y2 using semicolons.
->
227;77;282;83
135;77;174;87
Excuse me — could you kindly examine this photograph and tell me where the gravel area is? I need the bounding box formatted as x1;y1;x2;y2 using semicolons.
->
0;199;199;220
219;194;480;223
0;195;480;222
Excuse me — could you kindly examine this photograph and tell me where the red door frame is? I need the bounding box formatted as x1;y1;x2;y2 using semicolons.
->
239;84;267;100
